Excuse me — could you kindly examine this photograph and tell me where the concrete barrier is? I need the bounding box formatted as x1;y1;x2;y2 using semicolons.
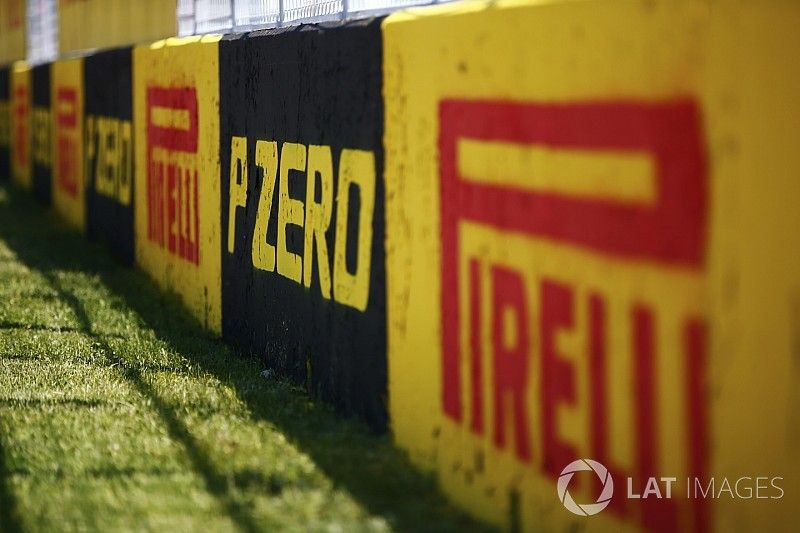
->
58;0;176;55
84;47;135;265
51;57;85;231
0;0;26;65
133;36;222;333
219;20;387;430
3;2;799;529
10;61;30;189
382;1;800;531
32;63;52;205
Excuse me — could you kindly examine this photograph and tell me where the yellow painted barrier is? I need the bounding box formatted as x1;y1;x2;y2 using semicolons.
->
59;0;177;54
133;36;222;334
51;57;85;231
10;61;30;189
0;0;26;65
383;1;800;531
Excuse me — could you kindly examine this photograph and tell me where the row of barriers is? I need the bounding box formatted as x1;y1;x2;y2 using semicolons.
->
3;0;178;64
3;0;450;65
1;1;800;531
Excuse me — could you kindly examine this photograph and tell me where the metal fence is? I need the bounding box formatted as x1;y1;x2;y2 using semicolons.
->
25;0;57;64
177;0;442;36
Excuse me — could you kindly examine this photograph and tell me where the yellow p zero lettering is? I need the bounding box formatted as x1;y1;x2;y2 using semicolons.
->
32;107;51;167
277;142;306;283
118;120;132;206
95;118;115;199
86;115;133;206
252;139;278;271
303;144;334;299
99;117;120;200
104;118;120;202
333;149;375;312
84;115;96;187
227;136;248;254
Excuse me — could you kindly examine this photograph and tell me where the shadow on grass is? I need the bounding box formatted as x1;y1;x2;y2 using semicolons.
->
0;431;23;532
0;184;494;533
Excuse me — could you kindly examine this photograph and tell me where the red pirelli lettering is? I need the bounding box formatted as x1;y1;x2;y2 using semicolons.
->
146;86;200;265
541;280;577;478
55;87;79;198
440;98;707;422
469;258;483;435
13;85;28;169
491;265;531;462
438;99;709;532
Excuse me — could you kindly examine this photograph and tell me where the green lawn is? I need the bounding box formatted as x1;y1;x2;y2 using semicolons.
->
0;183;490;532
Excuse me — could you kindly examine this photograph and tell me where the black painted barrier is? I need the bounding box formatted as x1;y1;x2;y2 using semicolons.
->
220;19;387;430
31;63;51;205
84;47;135;265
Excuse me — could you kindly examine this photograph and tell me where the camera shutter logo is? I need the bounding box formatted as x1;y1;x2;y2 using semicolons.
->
557;459;614;516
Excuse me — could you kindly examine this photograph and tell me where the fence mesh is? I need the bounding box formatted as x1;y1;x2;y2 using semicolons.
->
26;0;57;64
179;0;442;36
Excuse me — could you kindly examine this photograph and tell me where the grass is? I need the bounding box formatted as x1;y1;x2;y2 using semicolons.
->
0;182;492;533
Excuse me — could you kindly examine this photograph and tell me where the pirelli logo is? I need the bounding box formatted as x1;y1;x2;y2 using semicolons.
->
146;87;199;265
12;85;28;170
5;0;23;30
55;87;80;197
439;100;709;532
